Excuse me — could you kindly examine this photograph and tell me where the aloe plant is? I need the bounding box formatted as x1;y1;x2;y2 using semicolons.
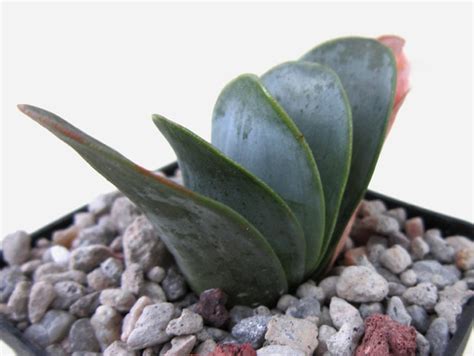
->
18;36;409;306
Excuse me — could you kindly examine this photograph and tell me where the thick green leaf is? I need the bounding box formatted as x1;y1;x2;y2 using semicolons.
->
153;114;305;286
211;74;325;274
301;38;396;272
18;104;288;306
261;61;352;263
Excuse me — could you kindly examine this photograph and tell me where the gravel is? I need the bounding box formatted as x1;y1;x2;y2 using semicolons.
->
2;231;31;265
1;194;472;356
426;318;449;356
336;266;389;302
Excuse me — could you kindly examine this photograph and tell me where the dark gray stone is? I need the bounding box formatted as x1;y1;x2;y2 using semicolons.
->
286;297;321;319
406;305;430;333
52;281;85;309
0;266;25;302
162;267;188;301
412;260;460;288
69;318;101;352
231;315;270;348
426;318;449;356
387;296;411;325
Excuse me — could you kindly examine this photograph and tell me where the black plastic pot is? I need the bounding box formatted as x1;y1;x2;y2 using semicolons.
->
1;162;472;355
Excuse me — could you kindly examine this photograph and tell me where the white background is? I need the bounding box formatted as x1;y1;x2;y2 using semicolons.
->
2;1;473;238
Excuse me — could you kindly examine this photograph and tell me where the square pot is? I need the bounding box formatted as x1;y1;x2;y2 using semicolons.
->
1;162;472;355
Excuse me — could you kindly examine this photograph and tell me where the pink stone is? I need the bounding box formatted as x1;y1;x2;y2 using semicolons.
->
210;343;256;356
404;217;424;239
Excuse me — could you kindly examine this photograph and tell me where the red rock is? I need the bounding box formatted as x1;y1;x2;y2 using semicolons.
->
209;343;256;356
355;314;417;356
194;288;229;328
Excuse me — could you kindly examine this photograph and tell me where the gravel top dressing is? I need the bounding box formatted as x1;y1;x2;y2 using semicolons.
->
1;172;473;356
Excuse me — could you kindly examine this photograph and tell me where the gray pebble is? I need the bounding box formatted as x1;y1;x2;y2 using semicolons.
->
406;305;430;333
367;243;386;266
416;331;430;356
412;260;461;288
388;231;410;249
388;282;407;297
100;258;124;282
194;339;217;355
88;268;118;291
410;236;430;260
69;318;101;352
375;266;401;283
319;306;333;328
426;317;449;356
140;281;166;303
425;229;455;263
315;324;337;356
88;191;122;216
74;225;115;249
402;282;438;311
127;303;175;350
204;327;229;342
21;259;43;276
387;296;411;325
359;200;387;217
276;294;298;312
146;266;166;283
162;267;187;301
257;345;305;356
110;197;141;234
400;269;417;286
45;344;68;356
379;244;412;274
165;335;196;356
104;340;138;356
100;289;137;312
445;235;474;253
336;266;388;302
90;305;123;351
123;216;169;271
7;280;31;321
253;305;271;316
52;281;85;309
39;270;87;285
359;302;384;319
231;315;270;348
34;262;66;281
318;276;339;300
296;282;325;302
286;297;320;321
29;281;56;323
326;321;364;356
25;310;75;347
329;297;363;329
121;296;153;342
0;266;25;303
360;214;400;236
121;263;144;295
264;315;319;355
69;292;101;318
2;231;31;265
73;212;96;229
435;281;474;333
384;207;407;226
69;245;112;272
166;308;203;336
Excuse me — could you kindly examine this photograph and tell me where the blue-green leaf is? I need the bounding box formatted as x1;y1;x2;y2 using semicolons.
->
262;61;352;263
153;115;305;286
18;104;288;306
212;74;325;274
301;37;396;272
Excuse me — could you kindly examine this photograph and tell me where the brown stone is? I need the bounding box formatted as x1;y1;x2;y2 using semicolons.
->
355;314;417;356
52;225;80;248
404;217;424;239
193;288;229;328
344;247;368;266
209;343;256;356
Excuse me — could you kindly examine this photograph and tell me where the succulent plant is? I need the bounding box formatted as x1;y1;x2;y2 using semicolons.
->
18;35;409;306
